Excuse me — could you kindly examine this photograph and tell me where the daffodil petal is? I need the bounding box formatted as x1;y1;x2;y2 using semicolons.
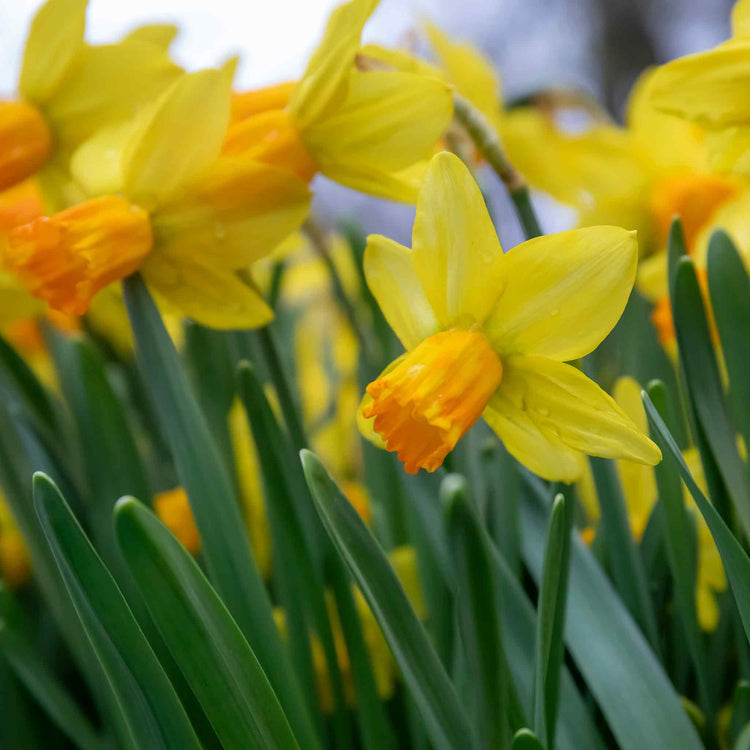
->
502;355;661;465
122;69;231;208
44;41;182;151
483;226;637;360
650;40;750;129
425;23;502;127
121;23;179;50
19;0;87;104
411;151;505;326
69;119;136;196
363;234;439;350
153;157;311;268
289;0;377;130
483;394;584;483
734;0;750;37
636;249;668;301
305;70;452;174
705;125;750;176
142;255;272;330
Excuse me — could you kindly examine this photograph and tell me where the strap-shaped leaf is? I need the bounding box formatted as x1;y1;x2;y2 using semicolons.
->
301;450;475;750
33;473;200;750
115;496;299;750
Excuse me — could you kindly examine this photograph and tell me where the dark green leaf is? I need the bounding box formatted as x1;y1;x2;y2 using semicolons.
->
115;496;299;750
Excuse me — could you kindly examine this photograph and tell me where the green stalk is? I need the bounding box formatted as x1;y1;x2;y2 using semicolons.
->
452;93;541;239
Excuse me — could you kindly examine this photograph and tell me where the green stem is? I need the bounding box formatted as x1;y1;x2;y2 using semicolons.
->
255;325;308;453
452;93;541;239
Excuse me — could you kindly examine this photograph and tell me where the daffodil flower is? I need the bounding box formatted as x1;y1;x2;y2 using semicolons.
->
649;0;750;177
578;377;727;630
358;152;660;481
0;0;182;207
3;69;312;329
224;0;453;203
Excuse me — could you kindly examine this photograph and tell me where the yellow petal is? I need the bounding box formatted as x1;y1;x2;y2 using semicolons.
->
734;0;750;37
122;69;231;208
636;249;668;301
425;23;503;128
142;255;272;330
502;355;661;464
691;189;750;271
650;41;750;129
704;125;750;176
359;43;442;78
304;71;452;198
19;0;87;104
121;23;179;50
318;161;426;203
411;151;505;326
69;119;136;196
289;0;377;130
483;226;637;360
44;40;182;152
626;67;709;174
612;376;657;540
483;392;584;483
363;234;439;350
153;157;311;268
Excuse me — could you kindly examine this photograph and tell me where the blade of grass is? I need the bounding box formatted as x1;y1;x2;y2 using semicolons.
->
34;473;201;750
643;392;750;643
122;274;318;749
301;450;475;750
115;496;299;749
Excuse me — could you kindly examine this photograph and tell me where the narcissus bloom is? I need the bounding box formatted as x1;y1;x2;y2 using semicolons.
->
0;0;181;207
3;69;311;329
225;0;453;202
502;68;744;260
358;152;660;481
649;0;750;177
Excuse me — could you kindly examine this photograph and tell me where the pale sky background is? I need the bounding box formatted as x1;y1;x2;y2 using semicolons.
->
0;0;733;246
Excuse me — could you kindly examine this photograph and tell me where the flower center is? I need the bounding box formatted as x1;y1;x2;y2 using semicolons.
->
4;196;153;315
222;109;318;183
0;101;53;192
363;329;503;474
650;173;737;250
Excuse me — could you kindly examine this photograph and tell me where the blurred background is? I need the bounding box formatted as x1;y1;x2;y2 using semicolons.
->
0;0;735;244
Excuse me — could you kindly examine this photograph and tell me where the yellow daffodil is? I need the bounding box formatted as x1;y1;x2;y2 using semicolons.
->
502;68;744;260
358;151;660;481
648;0;750;177
579;377;727;630
2;69;312;329
224;0;453;202
0;0;182;209
154;487;201;555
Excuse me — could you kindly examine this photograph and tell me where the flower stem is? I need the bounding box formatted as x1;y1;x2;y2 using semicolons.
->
453;93;542;239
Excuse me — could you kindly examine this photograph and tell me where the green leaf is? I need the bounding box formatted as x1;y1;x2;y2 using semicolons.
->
122;274;317;749
707;230;750;465
0;589;104;750
520;472;704;750
647;381;714;725
34;473;200;750
236;361;349;742
115;496;300;750
301;450;475;750
672;256;750;539
443;474;509;750
587;457;661;653
512;728;545;750
642;392;750;643
533;493;572;750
